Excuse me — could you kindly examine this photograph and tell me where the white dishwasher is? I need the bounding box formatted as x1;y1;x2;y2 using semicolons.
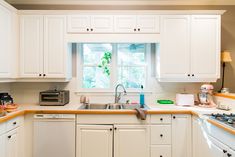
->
33;114;76;157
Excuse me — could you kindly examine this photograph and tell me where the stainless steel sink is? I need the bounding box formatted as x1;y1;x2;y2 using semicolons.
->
78;103;149;110
79;103;109;110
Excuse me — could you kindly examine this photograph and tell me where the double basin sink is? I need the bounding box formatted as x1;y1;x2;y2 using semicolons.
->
78;103;149;110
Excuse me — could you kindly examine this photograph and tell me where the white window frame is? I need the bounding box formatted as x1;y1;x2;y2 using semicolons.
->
77;43;152;94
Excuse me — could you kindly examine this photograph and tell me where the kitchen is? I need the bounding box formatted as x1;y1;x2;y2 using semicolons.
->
0;0;235;157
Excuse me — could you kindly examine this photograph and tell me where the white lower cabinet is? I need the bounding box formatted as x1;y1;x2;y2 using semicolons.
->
150;114;172;157
172;114;192;157
6;128;20;157
0;133;6;157
114;125;149;157
151;125;171;145
76;124;149;157
0;117;23;157
76;125;113;157
151;145;171;157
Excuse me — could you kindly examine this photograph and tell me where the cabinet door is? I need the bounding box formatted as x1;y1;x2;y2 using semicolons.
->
114;125;149;157
228;149;235;157
91;15;113;33
0;134;6;157
6;128;19;157
0;5;11;78
67;15;90;33
114;15;136;33
159;15;191;80
191;15;220;80
172;115;192;157
20;15;43;78
44;15;66;78
76;125;113;157
136;15;160;33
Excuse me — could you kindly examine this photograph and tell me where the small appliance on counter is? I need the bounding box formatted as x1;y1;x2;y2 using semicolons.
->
197;84;216;108
39;90;70;106
0;93;13;105
176;94;194;106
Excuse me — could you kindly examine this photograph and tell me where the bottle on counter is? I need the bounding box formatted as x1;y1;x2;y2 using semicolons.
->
139;85;145;108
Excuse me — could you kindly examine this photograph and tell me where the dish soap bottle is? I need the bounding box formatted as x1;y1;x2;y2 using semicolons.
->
139;85;145;108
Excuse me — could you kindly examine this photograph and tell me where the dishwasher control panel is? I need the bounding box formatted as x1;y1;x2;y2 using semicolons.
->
34;114;75;119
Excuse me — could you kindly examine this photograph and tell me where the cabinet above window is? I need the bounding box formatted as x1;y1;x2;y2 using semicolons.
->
67;14;160;34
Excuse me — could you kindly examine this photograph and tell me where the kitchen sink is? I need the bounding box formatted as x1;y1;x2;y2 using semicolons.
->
78;103;149;110
78;103;109;110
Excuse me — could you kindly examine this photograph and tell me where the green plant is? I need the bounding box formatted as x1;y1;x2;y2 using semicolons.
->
98;51;112;76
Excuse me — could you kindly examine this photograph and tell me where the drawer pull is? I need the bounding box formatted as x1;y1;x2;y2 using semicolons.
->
173;116;176;119
8;135;12;139
13;122;17;125
160;118;163;121
223;150;227;153
227;153;232;157
110;128;112;131
160;156;163;157
160;134;163;137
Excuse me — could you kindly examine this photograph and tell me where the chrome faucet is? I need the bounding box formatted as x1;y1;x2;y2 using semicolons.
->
114;84;127;104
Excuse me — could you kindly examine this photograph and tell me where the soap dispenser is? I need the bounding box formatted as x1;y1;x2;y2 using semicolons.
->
139;85;145;108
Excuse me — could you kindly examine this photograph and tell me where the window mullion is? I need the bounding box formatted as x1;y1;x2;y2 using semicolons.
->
111;44;118;89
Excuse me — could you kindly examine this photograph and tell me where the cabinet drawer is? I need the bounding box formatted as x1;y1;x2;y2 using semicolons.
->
151;115;171;124
151;125;171;145
77;115;150;124
151;145;171;157
6;117;20;132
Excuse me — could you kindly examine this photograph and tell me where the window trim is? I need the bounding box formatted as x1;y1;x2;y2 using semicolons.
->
76;43;152;93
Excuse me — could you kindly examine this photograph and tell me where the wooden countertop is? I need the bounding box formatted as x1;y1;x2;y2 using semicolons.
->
0;104;234;136
214;93;235;100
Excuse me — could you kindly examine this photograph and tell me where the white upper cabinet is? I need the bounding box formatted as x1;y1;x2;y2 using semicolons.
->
157;14;221;82
44;15;66;78
20;15;43;78
0;5;11;78
114;15;136;33
159;15;191;79
114;15;160;33
0;4;17;79
20;15;72;80
191;15;220;80
137;15;160;33
67;15;113;33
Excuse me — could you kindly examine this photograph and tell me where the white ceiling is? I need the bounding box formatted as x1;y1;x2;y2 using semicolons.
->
5;0;235;5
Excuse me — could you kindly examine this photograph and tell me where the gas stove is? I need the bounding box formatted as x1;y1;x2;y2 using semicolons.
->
210;113;235;128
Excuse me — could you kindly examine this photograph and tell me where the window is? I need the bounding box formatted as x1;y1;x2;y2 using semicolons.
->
82;44;112;89
117;44;146;88
78;43;149;91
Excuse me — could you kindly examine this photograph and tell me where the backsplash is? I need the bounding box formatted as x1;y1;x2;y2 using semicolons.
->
8;78;202;105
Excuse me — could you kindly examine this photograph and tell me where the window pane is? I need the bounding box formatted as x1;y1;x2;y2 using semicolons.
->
117;44;145;65
83;44;112;65
118;67;146;88
83;67;110;88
